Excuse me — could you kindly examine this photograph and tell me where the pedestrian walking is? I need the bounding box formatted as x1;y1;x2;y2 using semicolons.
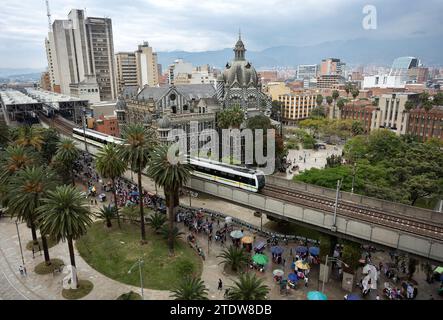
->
304;276;309;287
218;279;223;291
94;198;97;205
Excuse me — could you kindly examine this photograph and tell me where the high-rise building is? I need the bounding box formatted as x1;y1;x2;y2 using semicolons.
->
115;52;137;94
135;42;159;87
297;64;318;79
40;72;51;91
168;59;193;85
320;58;346;77
45;9;117;101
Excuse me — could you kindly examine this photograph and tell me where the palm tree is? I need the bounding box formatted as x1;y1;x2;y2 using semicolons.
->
351;88;360;107
95;144;126;228
0;145;36;184
15;125;43;151
147;144;191;254
332;90;340;119
96;204;116;228
6;166;57;265
37;185;92;288
54;138;80;186
160;225;184;244
0;121;10;148
225;272;269;300
345;83;353;97
118;123;157;242
40;128;60;165
217;246;249;272
217;105;245;129
404;100;416;112
316;94;323;107
170;276;209;300
146;211;167;234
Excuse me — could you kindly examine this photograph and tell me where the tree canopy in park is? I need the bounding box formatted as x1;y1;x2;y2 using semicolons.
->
295;129;443;206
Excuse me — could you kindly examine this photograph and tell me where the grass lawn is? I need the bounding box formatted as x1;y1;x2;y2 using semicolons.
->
76;221;203;291
62;280;94;300
34;258;64;275
26;237;59;251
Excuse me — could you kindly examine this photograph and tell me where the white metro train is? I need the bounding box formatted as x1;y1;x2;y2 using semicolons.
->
72;127;266;192
189;157;266;192
72;127;124;148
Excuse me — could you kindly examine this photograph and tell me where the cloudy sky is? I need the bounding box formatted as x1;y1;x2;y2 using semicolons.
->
0;0;442;69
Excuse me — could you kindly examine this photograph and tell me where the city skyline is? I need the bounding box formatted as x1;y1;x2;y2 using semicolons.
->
1;0;443;68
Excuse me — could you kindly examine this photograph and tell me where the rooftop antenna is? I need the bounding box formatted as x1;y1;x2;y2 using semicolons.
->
45;0;52;31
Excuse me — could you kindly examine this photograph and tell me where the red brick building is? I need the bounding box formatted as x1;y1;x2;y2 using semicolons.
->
94;114;120;137
340;101;376;133
407;106;443;142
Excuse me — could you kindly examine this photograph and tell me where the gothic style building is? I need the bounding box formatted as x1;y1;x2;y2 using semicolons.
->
216;34;271;117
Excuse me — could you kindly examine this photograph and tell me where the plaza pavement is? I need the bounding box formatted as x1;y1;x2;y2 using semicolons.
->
1;171;441;300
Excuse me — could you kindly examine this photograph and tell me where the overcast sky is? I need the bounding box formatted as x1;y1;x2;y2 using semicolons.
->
0;0;442;69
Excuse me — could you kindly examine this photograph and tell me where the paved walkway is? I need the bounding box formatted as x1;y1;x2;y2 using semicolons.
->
1;170;442;300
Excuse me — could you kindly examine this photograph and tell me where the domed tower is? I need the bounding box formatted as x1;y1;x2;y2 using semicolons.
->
156;115;171;144
219;33;261;112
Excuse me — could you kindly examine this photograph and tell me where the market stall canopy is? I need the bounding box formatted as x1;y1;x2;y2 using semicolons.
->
296;246;308;254
309;247;320;256
296;261;310;270
434;266;443;274
254;241;266;250
345;293;361;300
288;273;298;282
273;269;284;277
241;236;253;244
252;254;269;265
230;230;244;239
271;246;284;255
307;291;328;300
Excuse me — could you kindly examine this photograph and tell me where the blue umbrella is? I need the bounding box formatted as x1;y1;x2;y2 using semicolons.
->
345;293;361;300
309;247;320;256
130;191;139;196
288;273;298;282
296;246;308;254
271;246;284;255
307;291;328;300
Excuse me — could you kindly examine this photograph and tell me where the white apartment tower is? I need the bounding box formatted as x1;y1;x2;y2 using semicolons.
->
135;42;159;87
45;9;117;101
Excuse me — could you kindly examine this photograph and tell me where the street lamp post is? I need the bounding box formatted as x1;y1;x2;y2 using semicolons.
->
128;258;144;299
351;163;357;194
82;107;88;155
332;179;342;231
15;221;25;266
321;255;349;293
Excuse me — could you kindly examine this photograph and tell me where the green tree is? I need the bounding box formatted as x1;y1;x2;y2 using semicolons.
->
37;185;93;288
217;105;245;129
225;272;269;300
160;225;184;244
6;166;57;265
432;92;443;105
217;246;249;272
351;121;364;136
0;121;10;148
170;276;209;300
326;96;333;107
351;88;360;100
146;211;167;234
53;138;80;186
40;128;60;165
118;123;157;242
15;125;43;152
345;83;353;97
147;144;191;254
404;100;416;112
316;94;323;107
95;144;126;228
96;204;116;228
336;98;345;111
270;100;283;121
341;240;361;274
332;90;340;102
0;145;36;183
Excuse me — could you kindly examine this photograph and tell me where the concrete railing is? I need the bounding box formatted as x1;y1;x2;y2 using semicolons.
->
266;175;443;224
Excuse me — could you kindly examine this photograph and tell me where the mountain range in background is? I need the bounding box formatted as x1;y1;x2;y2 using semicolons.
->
156;36;443;70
